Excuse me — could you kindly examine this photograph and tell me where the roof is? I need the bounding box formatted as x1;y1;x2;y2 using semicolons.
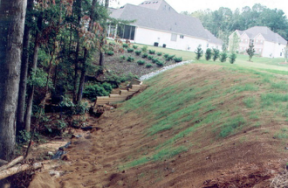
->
138;0;177;13
205;29;223;45
110;3;217;42
242;26;286;45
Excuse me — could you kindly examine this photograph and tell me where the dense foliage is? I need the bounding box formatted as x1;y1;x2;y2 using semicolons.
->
184;4;288;46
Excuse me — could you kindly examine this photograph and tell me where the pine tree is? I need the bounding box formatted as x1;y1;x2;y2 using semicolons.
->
195;45;203;60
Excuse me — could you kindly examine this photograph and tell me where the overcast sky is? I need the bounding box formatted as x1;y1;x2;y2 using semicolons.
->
110;0;288;16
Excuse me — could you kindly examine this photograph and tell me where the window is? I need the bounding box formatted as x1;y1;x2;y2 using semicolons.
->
171;33;177;41
207;43;209;47
280;52;282;56
117;25;136;40
180;35;184;39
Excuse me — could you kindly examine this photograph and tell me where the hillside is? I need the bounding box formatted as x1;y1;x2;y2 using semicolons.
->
30;63;288;188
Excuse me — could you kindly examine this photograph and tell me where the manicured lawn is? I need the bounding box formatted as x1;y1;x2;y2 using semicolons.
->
134;42;288;72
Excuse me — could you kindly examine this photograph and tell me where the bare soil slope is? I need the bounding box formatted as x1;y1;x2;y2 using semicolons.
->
30;64;288;188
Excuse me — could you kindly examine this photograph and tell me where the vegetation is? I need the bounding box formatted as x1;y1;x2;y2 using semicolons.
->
157;52;163;56
135;50;142;56
220;52;228;62
142;53;148;58
247;43;256;61
212;48;220;61
205;48;212;61
174;57;183;63
229;53;237;64
127;48;134;53
133;45;138;49
195;45;203;60
146;63;153;68
149;50;156;54
123;43;129;48
127;56;135;62
137;60;146;65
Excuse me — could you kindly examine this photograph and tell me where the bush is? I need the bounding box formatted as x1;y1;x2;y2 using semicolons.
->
212;48;220;61
157;52;162;56
165;55;175;61
149;50;156;54
83;84;109;101
135;50;142;56
106;50;114;56
127;56;135;62
102;83;113;93
229;53;237;64
137;60;145;65
174;57;182;62
127;48;134;53
156;61;164;67
120;55;126;60
152;57;159;63
133;45;138;49
195;45;203;60
164;54;169;58
142;45;148;52
205;48;212;61
142;53;148;58
123;43;129;48
147;55;153;60
220;52;228;62
146;63;152;68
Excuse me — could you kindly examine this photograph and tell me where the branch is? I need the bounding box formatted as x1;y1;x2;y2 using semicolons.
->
0;156;24;171
0;162;42;181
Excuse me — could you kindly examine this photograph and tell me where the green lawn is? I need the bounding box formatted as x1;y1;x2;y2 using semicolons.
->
133;43;288;72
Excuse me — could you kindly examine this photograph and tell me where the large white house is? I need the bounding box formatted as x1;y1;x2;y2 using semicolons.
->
229;26;287;58
109;0;222;52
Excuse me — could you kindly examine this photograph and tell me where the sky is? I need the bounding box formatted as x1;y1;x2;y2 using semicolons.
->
110;0;288;16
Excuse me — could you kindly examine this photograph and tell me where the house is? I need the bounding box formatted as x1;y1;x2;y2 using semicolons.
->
228;26;287;58
108;0;223;52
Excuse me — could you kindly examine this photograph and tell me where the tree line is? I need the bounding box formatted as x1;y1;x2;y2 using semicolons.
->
0;0;116;166
183;4;288;47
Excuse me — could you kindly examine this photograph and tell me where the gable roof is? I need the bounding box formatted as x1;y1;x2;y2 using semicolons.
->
241;26;286;45
138;0;177;13
205;29;223;45
111;3;212;42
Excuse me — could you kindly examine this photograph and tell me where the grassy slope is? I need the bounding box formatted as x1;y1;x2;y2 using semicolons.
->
119;62;288;172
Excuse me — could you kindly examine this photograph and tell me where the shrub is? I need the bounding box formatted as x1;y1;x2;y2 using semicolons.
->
165;55;175;61
149;50;156;54
195;45;203;60
83;84;109;101
156;61;164;67
212;48;220;61
133;45;138;49
120;55;126;60
127;56;135;62
147;55;153;60
205;48;212;61
220;52;228;62
142;53;148;58
152;57;158;63
142;45;148;52
135;50;142;56
127;48;134;53
102;83;113;93
137;60;145;65
164;54;169;58
123;43;129;48
229;53;237;64
174;57;182;63
106;50;114;56
157;52;162;56
146;63;152;68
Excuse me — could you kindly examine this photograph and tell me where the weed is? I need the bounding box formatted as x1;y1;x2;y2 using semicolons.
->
243;97;256;108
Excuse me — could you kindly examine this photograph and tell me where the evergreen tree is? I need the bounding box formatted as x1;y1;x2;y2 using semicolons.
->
205;48;212;61
195;45;203;60
246;43;255;61
212;48;220;61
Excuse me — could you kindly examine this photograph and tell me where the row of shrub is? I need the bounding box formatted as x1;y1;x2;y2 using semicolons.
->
195;45;237;64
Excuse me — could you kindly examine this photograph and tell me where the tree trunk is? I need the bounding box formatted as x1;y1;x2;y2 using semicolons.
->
16;0;34;134
77;0;97;104
0;0;27;162
24;14;42;132
98;0;109;68
73;0;82;103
